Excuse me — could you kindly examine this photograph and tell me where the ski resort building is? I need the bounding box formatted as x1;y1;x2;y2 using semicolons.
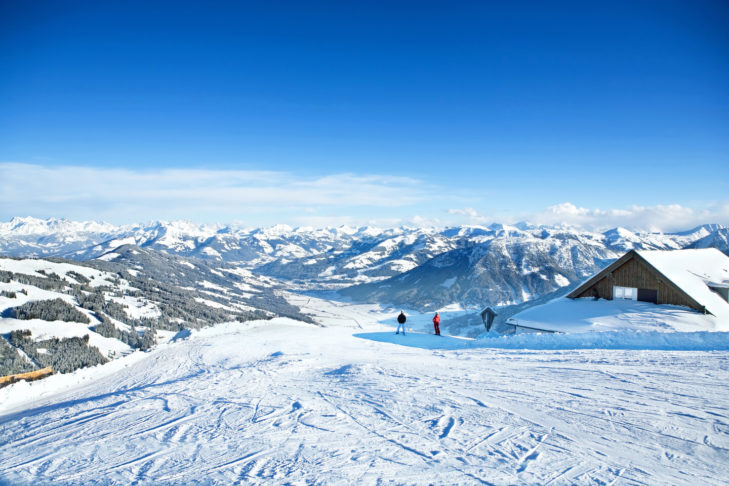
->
566;248;729;315
505;248;729;334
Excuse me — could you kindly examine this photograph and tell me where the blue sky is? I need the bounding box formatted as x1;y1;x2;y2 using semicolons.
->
1;1;728;230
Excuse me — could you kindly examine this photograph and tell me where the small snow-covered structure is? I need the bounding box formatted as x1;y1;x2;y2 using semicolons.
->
506;248;729;333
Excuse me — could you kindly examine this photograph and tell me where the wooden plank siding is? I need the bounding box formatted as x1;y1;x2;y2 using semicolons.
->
569;250;709;314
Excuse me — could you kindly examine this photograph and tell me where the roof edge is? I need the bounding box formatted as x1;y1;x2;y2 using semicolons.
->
566;250;638;299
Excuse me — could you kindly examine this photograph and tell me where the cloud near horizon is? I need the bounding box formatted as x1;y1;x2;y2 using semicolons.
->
532;202;729;232
3;163;728;231
0;163;430;225
448;202;729;233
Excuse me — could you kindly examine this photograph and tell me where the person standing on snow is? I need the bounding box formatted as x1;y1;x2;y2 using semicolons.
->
433;312;441;336
396;311;407;335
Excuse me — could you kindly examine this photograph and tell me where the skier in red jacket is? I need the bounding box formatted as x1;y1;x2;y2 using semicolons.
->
433;312;441;336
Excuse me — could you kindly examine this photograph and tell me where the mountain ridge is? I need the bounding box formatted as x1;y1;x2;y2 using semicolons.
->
2;217;727;311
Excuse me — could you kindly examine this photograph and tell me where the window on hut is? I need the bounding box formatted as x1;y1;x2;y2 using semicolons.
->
613;286;637;300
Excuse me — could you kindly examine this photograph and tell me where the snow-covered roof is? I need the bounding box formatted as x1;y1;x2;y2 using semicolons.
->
636;248;729;320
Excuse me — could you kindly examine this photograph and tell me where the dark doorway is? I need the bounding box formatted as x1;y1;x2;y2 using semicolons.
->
638;288;658;304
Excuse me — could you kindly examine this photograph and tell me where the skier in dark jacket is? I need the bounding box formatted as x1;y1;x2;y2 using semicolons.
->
433;312;441;336
396;311;406;335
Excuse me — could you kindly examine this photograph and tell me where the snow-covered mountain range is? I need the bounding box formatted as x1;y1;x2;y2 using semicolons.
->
0;217;391;264
1;217;727;310
340;224;728;309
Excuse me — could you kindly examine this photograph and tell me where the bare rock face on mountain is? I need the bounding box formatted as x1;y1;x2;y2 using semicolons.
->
339;231;617;310
690;228;729;255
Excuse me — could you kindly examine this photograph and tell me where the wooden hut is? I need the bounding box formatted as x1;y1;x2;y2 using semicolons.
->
567;248;729;317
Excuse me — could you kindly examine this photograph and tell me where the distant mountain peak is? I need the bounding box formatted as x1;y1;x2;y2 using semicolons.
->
671;223;725;237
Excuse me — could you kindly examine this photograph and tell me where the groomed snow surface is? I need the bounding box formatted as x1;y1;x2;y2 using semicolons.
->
2;298;729;485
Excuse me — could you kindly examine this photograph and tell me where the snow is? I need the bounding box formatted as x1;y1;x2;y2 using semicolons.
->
108;295;162;319
208;268;225;278
105;237;138;248
320;265;337;277
194;297;231;309
637;248;729;320
1;298;729;484
259;223;294;237
200;246;221;257
378;258;417;274
0;282;74;309
273;243;309;258
507;297;728;333
520;287;534;302
0;257;112;287
0;260;135;358
441;277;457;289
0;216;117;236
508;249;729;334
0;317;132;357
154;329;178;344
233;281;259;294
106;315;132;333
438;302;469;312
358;328;729;351
197;280;228;292
96;252;120;261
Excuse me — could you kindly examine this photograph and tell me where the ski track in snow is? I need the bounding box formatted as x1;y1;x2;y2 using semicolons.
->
1;299;729;485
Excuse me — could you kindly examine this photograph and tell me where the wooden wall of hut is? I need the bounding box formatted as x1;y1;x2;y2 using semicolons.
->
573;254;702;311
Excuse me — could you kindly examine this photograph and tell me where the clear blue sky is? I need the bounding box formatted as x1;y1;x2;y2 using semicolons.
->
1;1;728;229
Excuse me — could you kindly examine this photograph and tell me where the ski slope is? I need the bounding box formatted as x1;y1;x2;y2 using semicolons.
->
1;298;729;485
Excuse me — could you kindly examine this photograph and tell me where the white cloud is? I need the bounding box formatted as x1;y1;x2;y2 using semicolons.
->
445;202;729;232
446;207;490;224
409;215;442;227
3;163;728;232
529;202;729;232
447;207;479;218
0;163;430;225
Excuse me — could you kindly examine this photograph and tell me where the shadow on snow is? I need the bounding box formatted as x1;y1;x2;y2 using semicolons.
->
354;330;729;352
